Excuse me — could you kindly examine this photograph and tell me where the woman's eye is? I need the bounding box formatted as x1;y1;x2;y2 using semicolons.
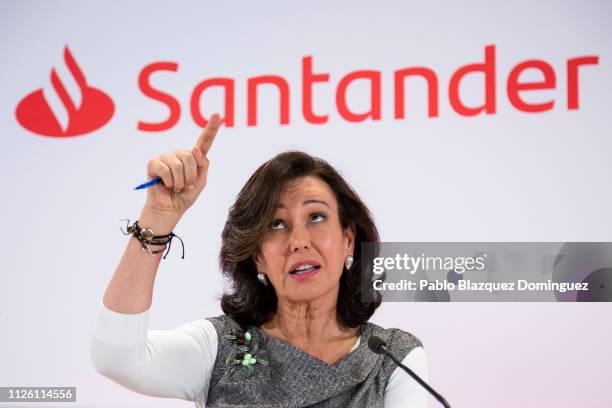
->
311;212;327;223
270;220;285;230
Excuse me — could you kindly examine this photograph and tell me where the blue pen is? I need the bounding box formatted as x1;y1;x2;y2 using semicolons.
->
133;177;162;190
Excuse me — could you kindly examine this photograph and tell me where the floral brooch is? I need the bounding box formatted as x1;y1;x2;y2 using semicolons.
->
224;329;268;378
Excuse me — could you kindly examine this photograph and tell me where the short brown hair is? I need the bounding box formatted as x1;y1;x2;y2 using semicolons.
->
219;151;380;327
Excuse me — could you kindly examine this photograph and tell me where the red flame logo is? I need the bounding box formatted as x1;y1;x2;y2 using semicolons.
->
16;46;114;137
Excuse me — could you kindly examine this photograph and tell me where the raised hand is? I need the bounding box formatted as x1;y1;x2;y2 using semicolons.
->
143;113;222;218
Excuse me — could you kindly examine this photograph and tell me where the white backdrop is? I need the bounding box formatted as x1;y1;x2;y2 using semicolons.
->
1;1;611;407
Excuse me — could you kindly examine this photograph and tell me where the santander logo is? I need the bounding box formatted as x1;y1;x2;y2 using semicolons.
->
16;44;600;136
16;46;114;137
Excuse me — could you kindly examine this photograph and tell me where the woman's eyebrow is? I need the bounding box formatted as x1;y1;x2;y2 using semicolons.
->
275;199;330;209
303;199;329;208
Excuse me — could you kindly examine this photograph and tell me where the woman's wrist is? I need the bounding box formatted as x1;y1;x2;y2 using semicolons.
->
138;207;182;235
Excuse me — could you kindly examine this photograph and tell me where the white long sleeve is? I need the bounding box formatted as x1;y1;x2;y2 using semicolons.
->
90;304;217;405
90;303;427;407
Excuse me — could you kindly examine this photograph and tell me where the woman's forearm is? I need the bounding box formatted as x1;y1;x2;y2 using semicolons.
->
102;115;219;314
102;208;181;314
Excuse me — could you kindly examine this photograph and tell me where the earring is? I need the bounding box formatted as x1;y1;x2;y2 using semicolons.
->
257;271;268;286
345;255;354;270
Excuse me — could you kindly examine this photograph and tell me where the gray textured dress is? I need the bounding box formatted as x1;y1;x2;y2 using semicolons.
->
204;315;422;407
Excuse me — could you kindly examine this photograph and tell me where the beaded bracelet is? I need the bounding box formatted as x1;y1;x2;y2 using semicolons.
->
120;219;184;259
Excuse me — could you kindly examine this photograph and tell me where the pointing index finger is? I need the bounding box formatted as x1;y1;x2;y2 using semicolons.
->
195;113;222;156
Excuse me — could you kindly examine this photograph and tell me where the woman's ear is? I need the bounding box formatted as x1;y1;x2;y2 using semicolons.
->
344;222;356;253
252;247;264;271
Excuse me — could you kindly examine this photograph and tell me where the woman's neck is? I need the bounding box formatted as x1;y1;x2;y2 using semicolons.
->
260;296;358;347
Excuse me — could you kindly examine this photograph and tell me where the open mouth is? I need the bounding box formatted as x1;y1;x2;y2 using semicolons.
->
289;265;321;275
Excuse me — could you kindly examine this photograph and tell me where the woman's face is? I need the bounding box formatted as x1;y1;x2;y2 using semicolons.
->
254;176;355;305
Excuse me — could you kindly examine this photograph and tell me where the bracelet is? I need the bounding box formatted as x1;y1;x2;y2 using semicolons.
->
120;219;185;259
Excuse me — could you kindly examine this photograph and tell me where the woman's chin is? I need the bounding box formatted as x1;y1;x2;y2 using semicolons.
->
282;281;339;304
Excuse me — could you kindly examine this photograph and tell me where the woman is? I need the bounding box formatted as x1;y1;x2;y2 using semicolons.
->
90;113;428;407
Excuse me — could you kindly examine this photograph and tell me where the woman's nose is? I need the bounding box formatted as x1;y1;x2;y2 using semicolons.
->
290;223;311;252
